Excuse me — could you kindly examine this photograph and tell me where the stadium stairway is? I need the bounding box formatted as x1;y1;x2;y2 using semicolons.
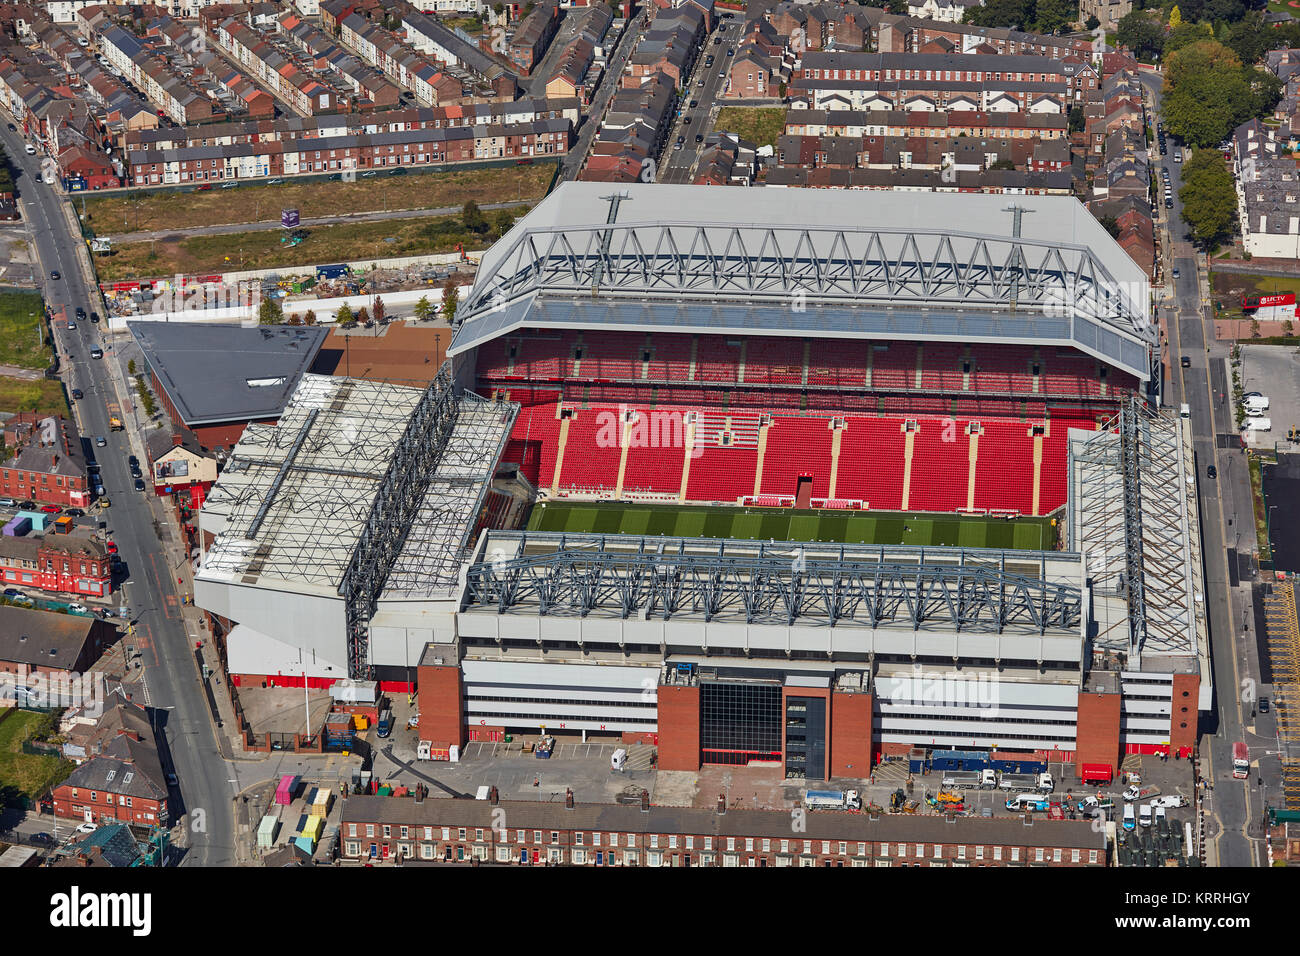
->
549;414;572;494
966;427;979;511
827;423;844;499
899;425;917;511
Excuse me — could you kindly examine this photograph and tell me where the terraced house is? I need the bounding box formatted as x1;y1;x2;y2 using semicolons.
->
340;793;1107;867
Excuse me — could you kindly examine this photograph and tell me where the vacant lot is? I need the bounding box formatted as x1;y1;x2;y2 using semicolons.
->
0;378;69;418
714;107;786;149
0;710;74;804
0;290;50;370
82;164;555;234
1211;270;1300;321
94;207;530;282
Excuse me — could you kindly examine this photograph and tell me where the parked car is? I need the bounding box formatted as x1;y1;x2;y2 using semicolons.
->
134;478;146;492
1260;697;1270;713
5;123;13;131
1172;267;1180;278
74;822;97;834
1150;794;1186;808
39;505;60;514
64;508;84;517
220;181;238;188
89;312;100;324
3;588;26;599
0;498;15;508
71;388;82;400
75;307;86;319
1123;785;1141;801
67;603;88;614
18;500;34;509
29;832;54;847
695;134;704;143
105;540;117;554
90;347;103;359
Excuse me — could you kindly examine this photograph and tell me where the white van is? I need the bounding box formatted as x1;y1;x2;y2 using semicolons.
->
1139;803;1153;827
610;748;627;772
1155;804;1167;825
1179;403;1190;419
1122;803;1136;830
1243;396;1269;413
1245;417;1272;432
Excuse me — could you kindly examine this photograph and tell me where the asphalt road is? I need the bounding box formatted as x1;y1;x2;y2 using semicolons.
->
559;14;644;182
102;198;534;244
659;17;747;184
0;120;236;866
1140;72;1258;867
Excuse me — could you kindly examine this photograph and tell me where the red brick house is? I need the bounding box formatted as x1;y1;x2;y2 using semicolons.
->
0;414;90;507
57;144;120;191
0;533;112;599
52;697;168;829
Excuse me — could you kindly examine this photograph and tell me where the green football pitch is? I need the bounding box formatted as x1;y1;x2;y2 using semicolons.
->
526;501;1058;550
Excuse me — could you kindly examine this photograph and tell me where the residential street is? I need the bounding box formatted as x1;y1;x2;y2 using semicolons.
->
0;121;237;866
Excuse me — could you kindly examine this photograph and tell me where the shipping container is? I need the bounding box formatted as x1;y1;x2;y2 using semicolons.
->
302;815;322;841
2;515;30;537
294;835;316;854
274;774;300;806
989;751;1047;774
15;511;48;532
53;515;74;534
907;747;927;773
257;815;279;848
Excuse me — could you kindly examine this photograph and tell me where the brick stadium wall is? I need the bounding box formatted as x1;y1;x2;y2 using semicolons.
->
1170;673;1199;759
656;684;700;771
417;662;464;749
830;691;872;778
1074;689;1122;775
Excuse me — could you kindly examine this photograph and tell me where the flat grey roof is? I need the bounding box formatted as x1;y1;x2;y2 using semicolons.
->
128;323;328;426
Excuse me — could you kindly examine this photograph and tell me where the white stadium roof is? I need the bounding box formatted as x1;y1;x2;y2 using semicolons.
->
450;183;1155;382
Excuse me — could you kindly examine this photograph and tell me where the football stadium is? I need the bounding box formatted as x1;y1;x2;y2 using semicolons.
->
197;183;1209;781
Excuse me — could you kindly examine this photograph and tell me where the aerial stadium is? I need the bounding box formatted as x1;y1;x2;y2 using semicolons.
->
195;182;1208;781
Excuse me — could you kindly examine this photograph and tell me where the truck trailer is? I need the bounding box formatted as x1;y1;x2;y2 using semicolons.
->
803;789;862;811
998;772;1053;793
940;770;997;789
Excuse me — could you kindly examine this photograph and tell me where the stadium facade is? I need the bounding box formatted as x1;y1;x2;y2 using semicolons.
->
196;183;1208;779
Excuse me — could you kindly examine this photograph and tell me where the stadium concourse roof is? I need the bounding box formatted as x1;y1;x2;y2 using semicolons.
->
196;372;516;601
128;323;327;426
449;183;1155;382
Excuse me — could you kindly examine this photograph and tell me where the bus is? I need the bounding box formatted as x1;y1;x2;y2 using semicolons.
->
1232;742;1249;779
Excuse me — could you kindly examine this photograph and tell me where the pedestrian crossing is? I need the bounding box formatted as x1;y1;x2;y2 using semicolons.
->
1263;584;1300;809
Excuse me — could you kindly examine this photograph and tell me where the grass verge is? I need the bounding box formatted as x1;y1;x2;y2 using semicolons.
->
0;290;49;370
82;165;554;235
1251;455;1272;561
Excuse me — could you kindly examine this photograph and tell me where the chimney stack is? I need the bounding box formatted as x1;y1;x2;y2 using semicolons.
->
489;785;499;805
564;788;574;809
640;789;649;813
717;793;726;815
172;431;184;448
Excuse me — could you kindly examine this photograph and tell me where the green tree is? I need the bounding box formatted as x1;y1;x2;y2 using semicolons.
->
372;295;386;325
413;295;434;323
1033;0;1077;35
258;296;282;325
964;0;1035;28
441;280;459;324
1068;105;1085;133
1169;4;1182;28
336;302;354;326
1099;215;1120;239
492;208;516;239
884;0;909;12
1164;21;1212;54
462;200;487;233
1160;40;1269;146
1179;148;1237;246
1115;10;1164;60
1084;13;1100;30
